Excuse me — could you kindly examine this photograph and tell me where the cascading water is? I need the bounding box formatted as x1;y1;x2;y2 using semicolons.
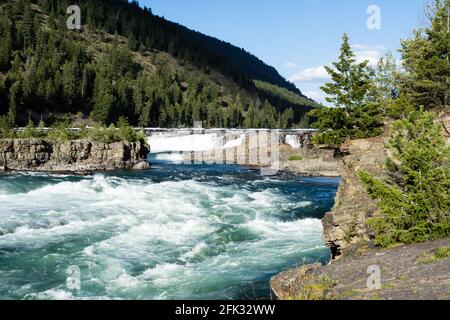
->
0;130;338;300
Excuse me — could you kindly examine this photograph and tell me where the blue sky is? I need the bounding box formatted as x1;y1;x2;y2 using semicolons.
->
138;0;428;104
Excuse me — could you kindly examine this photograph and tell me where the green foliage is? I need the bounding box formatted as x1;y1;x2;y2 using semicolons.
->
258;100;278;128
310;104;383;147
0;0;315;129
116;116;146;142
321;34;372;109
17;119;46;139
369;51;405;118
371;52;399;105
243;103;258;128
288;274;337;301
253;80;321;108
82;123;145;144
0;13;12;71
288;155;303;161
280;108;295;129
253;80;318;128
416;246;450;264
399;0;450;109
309;34;383;147
384;93;417;119
1;117;145;143
358;109;450;247
0;115;14;138
46;120;80;141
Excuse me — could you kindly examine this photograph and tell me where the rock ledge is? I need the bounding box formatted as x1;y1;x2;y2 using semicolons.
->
0;139;150;173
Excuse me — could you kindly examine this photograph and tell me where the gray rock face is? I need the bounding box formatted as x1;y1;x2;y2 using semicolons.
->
0;139;150;173
278;145;342;177
271;238;450;300
322;133;389;258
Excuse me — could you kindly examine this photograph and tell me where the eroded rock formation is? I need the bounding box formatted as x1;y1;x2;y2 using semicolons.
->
323;134;389;258
0;139;150;173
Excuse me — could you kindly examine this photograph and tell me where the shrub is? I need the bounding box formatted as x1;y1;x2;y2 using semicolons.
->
0;115;14;139
358;109;450;247
289;274;337;300
289;155;303;161
1;115;146;143
17;120;46;139
46;123;79;141
310;102;383;147
416;246;450;264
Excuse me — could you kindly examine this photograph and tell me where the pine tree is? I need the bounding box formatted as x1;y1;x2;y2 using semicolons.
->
91;77;114;124
280;108;294;129
127;33;137;51
243;103;257;128
8;81;24;126
358;109;450;247
259;100;277;128
321;33;372;110
372;52;399;104
0;78;7;115
20;0;34;49
62;61;79;109
0;14;12;71
309;33;383;147
139;100;152;127
400;0;450;109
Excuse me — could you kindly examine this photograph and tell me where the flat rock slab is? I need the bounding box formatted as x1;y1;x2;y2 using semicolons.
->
271;238;450;300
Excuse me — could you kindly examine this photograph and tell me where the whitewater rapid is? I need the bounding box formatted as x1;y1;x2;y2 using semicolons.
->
147;130;309;154
0;166;338;299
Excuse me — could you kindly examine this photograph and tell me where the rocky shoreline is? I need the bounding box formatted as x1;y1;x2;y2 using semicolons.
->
0;139;150;174
270;122;450;300
2;133;448;300
271;238;450;300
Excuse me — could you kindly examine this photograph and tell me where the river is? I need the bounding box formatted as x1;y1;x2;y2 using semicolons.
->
0;138;338;300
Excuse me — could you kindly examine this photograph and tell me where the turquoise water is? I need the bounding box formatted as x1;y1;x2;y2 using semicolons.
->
0;162;339;300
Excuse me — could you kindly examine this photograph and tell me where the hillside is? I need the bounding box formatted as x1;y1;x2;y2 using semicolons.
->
0;0;320;128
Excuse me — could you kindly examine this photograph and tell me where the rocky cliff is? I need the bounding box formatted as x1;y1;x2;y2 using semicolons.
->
0;139;150;173
278;145;342;177
322;112;450;258
323;133;389;258
271;113;450;300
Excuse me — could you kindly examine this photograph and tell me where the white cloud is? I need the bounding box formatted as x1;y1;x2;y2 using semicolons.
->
304;90;324;101
285;62;297;69
352;44;386;51
288;44;386;84
352;44;386;66
289;66;330;83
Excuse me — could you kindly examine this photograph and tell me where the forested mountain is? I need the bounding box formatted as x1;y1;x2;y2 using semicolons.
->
0;0;320;128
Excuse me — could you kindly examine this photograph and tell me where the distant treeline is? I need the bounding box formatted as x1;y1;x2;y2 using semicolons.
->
0;0;318;128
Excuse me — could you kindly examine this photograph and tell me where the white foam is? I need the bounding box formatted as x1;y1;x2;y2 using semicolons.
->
148;131;249;155
180;242;208;262
286;135;302;149
26;289;75;300
151;153;184;163
141;264;192;286
0;171;332;299
149;133;220;153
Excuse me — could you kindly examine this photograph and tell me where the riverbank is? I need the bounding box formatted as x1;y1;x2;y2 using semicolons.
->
271;238;450;300
0;139;150;174
270;119;450;300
